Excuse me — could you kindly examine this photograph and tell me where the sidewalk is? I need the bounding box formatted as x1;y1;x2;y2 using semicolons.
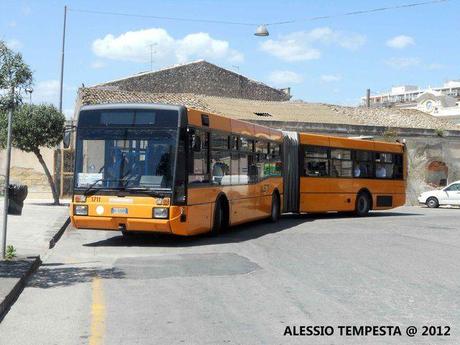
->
0;198;70;319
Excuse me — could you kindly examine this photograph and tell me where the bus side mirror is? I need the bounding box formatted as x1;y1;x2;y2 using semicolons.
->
63;131;71;149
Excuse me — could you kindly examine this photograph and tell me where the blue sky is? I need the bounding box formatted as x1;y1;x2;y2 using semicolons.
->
1;0;459;116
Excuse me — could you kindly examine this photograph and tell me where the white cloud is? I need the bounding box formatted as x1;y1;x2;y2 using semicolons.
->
260;35;321;62
8;21;17;28
260;27;366;62
320;74;342;83
6;39;22;51
385;57;420;69
386;35;415;49
31;80;75;106
92;28;243;64
268;70;303;85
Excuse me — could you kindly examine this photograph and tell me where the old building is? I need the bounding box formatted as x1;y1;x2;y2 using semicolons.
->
93;60;291;102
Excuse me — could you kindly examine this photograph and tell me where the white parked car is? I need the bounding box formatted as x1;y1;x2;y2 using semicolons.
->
418;181;460;208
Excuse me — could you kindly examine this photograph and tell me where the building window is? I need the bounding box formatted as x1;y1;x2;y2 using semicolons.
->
426;161;448;187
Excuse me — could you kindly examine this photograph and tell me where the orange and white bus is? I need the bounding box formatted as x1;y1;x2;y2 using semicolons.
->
282;132;406;216
70;103;283;236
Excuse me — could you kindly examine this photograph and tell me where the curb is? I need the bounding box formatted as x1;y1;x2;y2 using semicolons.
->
49;217;70;249
0;256;41;322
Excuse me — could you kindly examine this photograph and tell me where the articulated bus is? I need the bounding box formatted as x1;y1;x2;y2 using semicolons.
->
284;133;406;215
70;103;283;236
70;103;406;236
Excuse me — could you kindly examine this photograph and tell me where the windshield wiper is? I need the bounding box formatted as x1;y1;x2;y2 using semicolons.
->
120;187;168;197
82;179;123;196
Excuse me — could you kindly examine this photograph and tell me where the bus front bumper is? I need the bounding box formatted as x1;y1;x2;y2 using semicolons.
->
71;215;173;233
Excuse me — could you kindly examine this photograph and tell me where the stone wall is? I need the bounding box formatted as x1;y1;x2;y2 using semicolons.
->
98;61;290;102
0;147;55;198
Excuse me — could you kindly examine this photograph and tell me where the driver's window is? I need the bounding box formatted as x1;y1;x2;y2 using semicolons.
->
188;129;209;184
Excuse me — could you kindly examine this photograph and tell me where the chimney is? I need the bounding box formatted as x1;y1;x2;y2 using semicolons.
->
280;87;291;97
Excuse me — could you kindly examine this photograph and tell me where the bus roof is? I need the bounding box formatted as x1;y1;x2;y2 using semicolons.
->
186;107;283;142
77;103;284;142
299;132;404;153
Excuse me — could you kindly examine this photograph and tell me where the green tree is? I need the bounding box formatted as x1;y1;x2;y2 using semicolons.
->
0;104;65;205
0;40;32;109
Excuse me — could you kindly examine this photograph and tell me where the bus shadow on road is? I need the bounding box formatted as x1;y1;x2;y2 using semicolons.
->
83;214;313;248
83;210;421;248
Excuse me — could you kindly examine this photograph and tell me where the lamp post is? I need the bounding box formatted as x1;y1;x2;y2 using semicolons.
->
25;87;33;105
58;5;67;113
1;87;14;259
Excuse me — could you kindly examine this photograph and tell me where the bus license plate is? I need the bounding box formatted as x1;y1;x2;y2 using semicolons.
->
111;207;128;215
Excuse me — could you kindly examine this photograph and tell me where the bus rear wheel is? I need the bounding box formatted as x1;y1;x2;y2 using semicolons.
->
211;198;227;235
269;192;280;222
355;192;371;217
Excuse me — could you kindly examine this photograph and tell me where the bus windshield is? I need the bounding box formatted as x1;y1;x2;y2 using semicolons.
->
75;127;177;191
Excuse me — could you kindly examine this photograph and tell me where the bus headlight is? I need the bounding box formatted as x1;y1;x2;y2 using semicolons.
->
153;207;169;219
74;205;88;216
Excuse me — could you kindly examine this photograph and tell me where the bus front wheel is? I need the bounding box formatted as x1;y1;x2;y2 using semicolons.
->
269;192;280;222
355;192;371;217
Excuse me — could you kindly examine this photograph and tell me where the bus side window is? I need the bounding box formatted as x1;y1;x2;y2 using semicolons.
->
270;143;282;177
354;150;373;178
375;152;394;179
330;149;352;177
304;146;329;177
188;129;209;184
255;140;269;180
393;154;404;179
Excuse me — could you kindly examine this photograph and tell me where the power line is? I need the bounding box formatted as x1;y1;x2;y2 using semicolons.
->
68;0;449;27
268;0;449;25
68;8;257;26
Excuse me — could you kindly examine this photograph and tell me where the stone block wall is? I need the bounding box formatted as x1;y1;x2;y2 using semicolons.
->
98;61;290;102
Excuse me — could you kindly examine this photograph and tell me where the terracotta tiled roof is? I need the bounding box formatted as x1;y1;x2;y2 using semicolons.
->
78;87;458;130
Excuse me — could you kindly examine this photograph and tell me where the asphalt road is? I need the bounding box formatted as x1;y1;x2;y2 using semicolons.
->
0;206;459;345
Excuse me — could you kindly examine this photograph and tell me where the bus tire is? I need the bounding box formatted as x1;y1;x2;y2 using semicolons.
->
211;197;227;235
355;192;371;217
121;229;135;237
269;192;281;222
426;197;439;208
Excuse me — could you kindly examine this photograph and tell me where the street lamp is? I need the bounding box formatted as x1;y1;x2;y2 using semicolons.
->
25;87;33;105
254;25;269;36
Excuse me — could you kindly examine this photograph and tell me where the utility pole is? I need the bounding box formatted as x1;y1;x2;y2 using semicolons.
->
1;87;14;259
59;5;67;113
366;88;371;108
232;65;241;97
